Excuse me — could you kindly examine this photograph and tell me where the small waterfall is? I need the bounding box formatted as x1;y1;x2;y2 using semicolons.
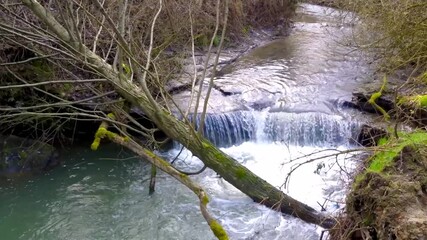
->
182;110;361;148
185;112;257;147
263;112;360;146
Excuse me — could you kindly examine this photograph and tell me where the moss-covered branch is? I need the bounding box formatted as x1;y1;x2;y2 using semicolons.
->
91;117;228;240
368;76;390;120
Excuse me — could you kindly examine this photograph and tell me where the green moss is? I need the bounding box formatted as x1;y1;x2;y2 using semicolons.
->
160;159;171;168
369;149;400;172
142;149;173;170
235;167;247;179
18;151;28;160
209;220;229;240
417;95;427;107
91;124;125;151
95;127;107;139
179;173;188;180
202;140;211;149
107;113;116;120
398;95;427;108
399;131;427;143
143;149;157;159
377;137;388;146
410;95;427;107
367;132;427;173
202;195;210;206
91;137;101;151
105;130;118;139
94;126;119;140
353;131;427;185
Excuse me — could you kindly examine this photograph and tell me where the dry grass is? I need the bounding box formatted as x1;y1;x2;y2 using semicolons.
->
1;0;296;91
1;0;297;91
44;0;297;55
336;0;427;76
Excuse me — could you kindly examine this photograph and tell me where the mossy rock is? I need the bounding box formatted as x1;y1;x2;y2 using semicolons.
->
0;135;59;176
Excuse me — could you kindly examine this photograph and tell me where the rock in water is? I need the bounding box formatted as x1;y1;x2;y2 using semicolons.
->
0;135;59;176
356;124;388;147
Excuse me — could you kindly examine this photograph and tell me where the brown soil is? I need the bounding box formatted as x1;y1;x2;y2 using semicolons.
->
331;145;427;239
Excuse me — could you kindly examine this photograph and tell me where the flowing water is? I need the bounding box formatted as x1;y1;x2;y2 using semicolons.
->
0;4;373;240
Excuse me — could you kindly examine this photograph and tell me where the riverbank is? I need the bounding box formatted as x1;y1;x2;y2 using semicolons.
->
331;71;427;239
298;0;427;238
331;26;427;240
331;132;427;239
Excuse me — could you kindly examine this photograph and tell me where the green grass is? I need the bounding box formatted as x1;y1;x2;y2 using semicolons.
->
398;94;427;108
368;132;427;173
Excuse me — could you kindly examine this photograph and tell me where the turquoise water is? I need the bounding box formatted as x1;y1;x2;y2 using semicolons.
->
1;141;353;240
0;146;160;239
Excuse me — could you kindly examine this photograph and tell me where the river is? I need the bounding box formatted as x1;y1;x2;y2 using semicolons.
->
0;4;373;240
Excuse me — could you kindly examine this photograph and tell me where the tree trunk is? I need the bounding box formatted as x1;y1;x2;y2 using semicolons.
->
21;0;335;229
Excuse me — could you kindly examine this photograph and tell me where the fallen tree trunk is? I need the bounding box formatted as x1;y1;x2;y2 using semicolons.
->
138;103;336;229
21;0;335;229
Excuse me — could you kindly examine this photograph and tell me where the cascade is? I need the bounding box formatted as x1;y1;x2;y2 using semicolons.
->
187;110;360;148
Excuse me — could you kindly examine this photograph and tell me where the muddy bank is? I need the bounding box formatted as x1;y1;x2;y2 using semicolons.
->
331;132;427;239
337;65;427;239
324;63;427;239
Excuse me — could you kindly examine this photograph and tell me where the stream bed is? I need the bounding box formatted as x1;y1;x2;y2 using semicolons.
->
0;4;374;240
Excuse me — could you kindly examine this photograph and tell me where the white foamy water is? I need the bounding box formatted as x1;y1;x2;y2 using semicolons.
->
161;139;356;239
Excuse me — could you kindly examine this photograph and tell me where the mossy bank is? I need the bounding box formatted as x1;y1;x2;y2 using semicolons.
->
331;132;427;239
